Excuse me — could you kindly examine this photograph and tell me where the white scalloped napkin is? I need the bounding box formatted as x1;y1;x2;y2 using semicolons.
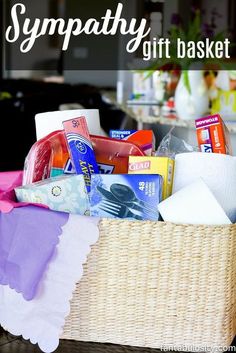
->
0;215;100;353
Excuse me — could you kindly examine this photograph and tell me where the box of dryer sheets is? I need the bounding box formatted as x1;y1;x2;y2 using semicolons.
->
195;114;233;155
90;174;163;221
128;156;174;199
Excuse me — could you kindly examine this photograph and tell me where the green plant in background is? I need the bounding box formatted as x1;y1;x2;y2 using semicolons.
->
145;9;229;94
0;92;12;101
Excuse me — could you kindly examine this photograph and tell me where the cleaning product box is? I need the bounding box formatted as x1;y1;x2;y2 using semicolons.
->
109;130;155;156
63;117;99;192
195;114;232;155
128;156;174;199
90;174;163;221
15;175;89;215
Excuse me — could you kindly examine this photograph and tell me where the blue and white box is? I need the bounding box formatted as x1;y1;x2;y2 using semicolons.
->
15;175;89;215
90;174;163;221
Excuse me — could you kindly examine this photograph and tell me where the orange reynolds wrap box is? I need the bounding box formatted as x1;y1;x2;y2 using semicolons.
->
109;130;155;156
128;156;174;200
195;114;233;155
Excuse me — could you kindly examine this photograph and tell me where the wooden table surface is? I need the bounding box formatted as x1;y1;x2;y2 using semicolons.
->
0;329;235;353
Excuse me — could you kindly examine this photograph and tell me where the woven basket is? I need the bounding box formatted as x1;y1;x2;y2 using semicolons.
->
61;219;236;351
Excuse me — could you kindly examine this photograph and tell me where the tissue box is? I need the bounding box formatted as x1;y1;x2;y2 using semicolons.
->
128;156;174;199
90;174;163;221
15;175;89;215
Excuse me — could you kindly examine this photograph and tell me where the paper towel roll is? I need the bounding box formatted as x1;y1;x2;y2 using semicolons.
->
35;109;101;140
173;153;236;223
159;179;231;225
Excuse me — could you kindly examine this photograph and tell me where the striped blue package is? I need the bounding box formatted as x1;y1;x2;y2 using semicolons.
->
63;117;99;193
90;174;163;221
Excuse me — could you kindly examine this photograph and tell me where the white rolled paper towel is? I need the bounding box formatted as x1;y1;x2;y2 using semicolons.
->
173;153;236;223
35;109;101;140
159;179;231;225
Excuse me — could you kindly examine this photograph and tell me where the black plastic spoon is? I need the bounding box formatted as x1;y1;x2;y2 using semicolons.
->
110;183;157;212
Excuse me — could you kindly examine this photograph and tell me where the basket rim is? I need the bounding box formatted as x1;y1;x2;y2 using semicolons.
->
99;217;236;230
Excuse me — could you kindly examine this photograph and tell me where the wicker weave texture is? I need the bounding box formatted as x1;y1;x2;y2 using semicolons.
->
62;220;236;351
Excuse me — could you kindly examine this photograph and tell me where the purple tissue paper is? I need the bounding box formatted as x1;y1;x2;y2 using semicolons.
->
0;206;68;300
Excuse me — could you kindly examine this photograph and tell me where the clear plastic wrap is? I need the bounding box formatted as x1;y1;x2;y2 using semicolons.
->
23;131;70;185
156;128;198;159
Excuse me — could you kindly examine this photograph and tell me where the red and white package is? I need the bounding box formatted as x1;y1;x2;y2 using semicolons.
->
90;135;145;174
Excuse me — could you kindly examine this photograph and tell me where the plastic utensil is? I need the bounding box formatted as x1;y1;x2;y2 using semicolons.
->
99;200;143;220
97;186;119;203
110;183;155;211
97;186;157;216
